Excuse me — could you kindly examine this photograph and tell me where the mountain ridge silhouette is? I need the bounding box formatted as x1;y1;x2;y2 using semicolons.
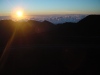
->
0;15;100;75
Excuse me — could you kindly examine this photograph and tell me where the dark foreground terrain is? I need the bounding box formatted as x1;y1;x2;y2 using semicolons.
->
0;15;100;75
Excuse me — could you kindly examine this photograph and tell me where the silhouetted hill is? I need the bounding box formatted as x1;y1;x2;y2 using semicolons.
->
0;15;100;75
77;15;100;36
42;20;53;25
78;15;100;24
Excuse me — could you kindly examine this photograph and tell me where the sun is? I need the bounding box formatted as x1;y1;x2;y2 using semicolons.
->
11;9;26;20
17;11;23;17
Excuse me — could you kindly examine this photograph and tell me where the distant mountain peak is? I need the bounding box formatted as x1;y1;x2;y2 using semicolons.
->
42;20;53;24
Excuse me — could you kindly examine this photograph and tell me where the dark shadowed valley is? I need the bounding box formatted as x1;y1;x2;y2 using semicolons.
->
0;15;100;75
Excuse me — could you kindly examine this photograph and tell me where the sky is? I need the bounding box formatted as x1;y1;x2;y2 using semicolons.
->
0;0;100;16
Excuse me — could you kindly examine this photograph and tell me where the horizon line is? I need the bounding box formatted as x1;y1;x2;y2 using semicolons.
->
0;13;100;16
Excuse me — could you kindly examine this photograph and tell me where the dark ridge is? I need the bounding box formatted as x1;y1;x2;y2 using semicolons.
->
0;15;100;75
78;15;100;24
77;15;100;36
42;20;54;25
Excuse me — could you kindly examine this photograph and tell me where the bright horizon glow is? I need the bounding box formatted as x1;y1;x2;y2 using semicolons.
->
0;0;100;16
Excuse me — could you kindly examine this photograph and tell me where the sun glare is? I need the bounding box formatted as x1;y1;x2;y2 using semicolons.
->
17;11;23;17
12;10;25;20
11;8;26;20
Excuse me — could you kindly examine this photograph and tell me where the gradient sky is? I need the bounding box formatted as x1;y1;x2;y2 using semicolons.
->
0;0;100;16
